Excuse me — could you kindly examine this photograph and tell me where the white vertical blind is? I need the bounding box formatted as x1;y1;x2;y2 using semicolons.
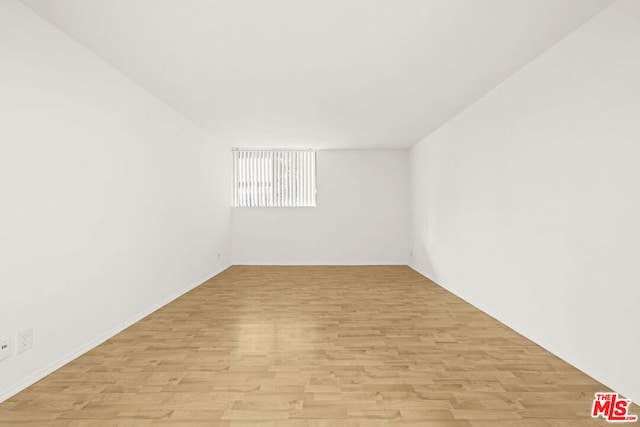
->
232;149;316;207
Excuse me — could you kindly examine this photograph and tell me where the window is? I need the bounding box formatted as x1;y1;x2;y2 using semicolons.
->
232;149;316;207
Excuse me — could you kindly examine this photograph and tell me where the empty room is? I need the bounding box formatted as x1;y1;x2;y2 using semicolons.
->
1;0;639;425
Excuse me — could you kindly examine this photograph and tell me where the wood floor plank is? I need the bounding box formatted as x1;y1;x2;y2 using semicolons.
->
0;266;636;425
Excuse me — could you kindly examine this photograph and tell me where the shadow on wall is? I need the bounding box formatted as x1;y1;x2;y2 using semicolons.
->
410;234;439;283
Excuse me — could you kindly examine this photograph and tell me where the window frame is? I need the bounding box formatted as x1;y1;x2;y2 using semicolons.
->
232;148;317;208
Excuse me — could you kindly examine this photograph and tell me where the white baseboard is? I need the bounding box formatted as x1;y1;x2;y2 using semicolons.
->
231;262;409;266
409;262;640;405
0;263;231;403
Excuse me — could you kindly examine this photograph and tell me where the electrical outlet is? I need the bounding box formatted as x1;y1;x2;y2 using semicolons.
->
17;329;33;354
0;337;11;361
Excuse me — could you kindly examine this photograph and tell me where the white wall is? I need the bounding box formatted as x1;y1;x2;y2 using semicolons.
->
0;0;231;401
232;150;408;265
410;0;640;404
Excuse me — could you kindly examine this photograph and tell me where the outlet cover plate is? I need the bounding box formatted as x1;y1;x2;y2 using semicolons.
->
17;329;33;354
0;337;11;361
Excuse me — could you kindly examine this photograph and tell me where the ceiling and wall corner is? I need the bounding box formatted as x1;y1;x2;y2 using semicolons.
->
20;0;612;149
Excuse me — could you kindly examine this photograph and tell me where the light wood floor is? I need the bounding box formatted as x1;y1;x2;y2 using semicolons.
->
0;266;635;426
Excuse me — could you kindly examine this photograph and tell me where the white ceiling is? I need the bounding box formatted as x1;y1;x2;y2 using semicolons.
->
21;0;612;149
